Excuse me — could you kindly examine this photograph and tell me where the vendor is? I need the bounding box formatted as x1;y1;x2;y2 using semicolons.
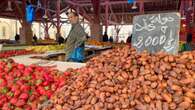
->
64;12;86;62
126;34;132;44
103;32;108;42
15;34;20;43
181;32;193;52
33;34;38;44
109;36;113;42
57;34;65;45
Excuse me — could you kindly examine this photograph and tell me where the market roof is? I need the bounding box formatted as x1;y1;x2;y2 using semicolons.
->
0;0;180;24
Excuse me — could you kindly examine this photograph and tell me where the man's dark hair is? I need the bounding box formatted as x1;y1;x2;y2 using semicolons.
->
66;11;79;17
26;0;30;5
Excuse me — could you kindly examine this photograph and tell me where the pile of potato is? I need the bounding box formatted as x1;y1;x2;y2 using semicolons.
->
41;46;195;110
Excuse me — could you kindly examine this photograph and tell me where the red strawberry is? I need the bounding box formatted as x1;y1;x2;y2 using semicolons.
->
29;94;36;101
2;103;11;110
23;104;31;110
10;98;17;105
36;86;46;95
20;85;31;93
46;90;52;98
17;64;25;70
15;99;25;107
0;100;4;107
35;79;43;86
14;90;21;97
0;78;7;87
19;93;29;100
42;81;50;86
11;84;20;92
7;91;14;99
64;72;70;76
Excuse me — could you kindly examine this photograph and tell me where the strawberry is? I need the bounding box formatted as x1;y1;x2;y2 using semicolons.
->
10;97;17;105
17;64;25;70
64;72;71;76
15;99;25;107
0;78;7;87
19;93;29;100
42;81;50;86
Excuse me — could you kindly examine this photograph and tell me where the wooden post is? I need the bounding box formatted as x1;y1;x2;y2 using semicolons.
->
105;0;109;33
91;0;101;41
19;0;33;44
56;0;61;39
20;21;33;44
44;21;49;39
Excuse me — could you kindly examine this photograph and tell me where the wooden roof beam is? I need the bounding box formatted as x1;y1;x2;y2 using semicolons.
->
65;0;158;7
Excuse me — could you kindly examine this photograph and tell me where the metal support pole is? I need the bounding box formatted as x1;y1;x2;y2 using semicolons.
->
105;0;109;33
39;23;41;38
193;0;195;23
56;0;61;38
45;22;49;39
43;0;49;39
185;0;192;32
139;0;144;14
15;20;18;34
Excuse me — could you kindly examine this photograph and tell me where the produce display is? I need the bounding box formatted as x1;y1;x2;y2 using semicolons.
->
0;59;71;110
42;46;195;110
37;39;56;44
26;45;65;53
0;50;33;58
86;39;111;47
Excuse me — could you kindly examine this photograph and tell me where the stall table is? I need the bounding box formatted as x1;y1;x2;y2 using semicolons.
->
11;54;86;72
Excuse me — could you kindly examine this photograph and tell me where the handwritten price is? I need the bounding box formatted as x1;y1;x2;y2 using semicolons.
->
132;13;179;54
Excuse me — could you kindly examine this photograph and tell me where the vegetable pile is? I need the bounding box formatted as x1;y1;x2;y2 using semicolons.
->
26;45;65;53
42;46;195;110
0;59;71;110
0;50;33;58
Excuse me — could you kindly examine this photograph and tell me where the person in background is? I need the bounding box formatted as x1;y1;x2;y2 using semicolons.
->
64;11;86;62
15;34;20;43
33;34;38;44
57;34;65;45
109;36;113;43
86;33;90;39
102;32;108;42
181;32;193;52
126;34;132;46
